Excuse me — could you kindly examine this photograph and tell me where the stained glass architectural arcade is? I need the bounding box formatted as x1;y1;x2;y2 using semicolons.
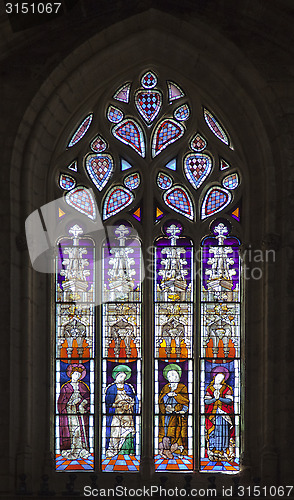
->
54;70;243;473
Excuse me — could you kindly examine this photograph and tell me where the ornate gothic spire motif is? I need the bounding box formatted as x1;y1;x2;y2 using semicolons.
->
205;223;236;300
158;224;188;299
60;225;91;297
107;225;136;301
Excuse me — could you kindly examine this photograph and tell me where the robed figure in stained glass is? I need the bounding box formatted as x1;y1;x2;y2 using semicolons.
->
58;364;91;459
204;367;235;461
158;364;189;459
105;365;139;458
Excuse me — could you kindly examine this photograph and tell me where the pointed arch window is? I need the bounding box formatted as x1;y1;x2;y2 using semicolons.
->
53;69;243;474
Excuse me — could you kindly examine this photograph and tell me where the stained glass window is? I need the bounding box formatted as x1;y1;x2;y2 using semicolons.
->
54;69;243;476
55;225;95;471
101;224;142;471
200;221;241;473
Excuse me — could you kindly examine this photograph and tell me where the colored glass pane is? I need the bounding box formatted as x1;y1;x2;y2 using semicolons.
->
200;222;241;472
67;113;93;148
190;133;207;152
174;104;190;121
59;173;76;191
113;82;131;103
131;207;141;221
165;158;177;171
68;160;78;172
55;226;95;471
124;173;140;190
121;158;133;171
201;187;232;219
141;71;157;89
103;186;134;220
90;134;107;153
135;90;162;124
107;105;124;124
112;119;145;157
204;108;229;146
152;119;185;157
65;186;96;220
155;206;165;222
102;225;142;471
157;172;173;190
184;153;212;189
231;206;241;222
85;153;114;192
220;158;230;170
163;186;194;220
154;224;194;471
222;173;239;190
167;81;185;102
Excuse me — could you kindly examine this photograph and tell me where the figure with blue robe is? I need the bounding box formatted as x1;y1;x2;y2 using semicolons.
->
105;364;139;458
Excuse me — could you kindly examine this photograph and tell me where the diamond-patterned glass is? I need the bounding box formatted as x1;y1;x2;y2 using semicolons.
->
152;119;184;157
201;187;232;219
103;186;134;219
163;186;194;220
112;119;145;157
67;114;93;148
184;153;212;189
85;154;114;191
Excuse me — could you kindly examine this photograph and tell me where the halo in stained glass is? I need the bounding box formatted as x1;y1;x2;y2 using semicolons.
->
85;153;114;191
157;172;173;190
59;173;76;191
174;104;190;121
124;172;140;190
65;186;96;220
222;173;239;190
167;81;185;102
90;134;107;153
113;82;131;103
135;90;162;124
152;119;185;157
67;160;78;172
204;108;230;146
163;186;194;220
121;158;133;171
201;186;232;219
112;119;145;157
190;133;207;152
107;105;124;124
165;158;177;171
141;71;157;89
103;186;134;220
184;153;212;189
67;113;93;148
220;158;230;170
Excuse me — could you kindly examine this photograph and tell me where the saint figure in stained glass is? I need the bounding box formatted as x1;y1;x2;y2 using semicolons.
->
105;365;139;458
57;363;91;460
158;364;189;459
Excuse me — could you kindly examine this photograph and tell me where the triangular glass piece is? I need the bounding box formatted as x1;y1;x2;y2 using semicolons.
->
204;108;230;146
58;208;65;218
59;173;76;191
85;153;114;191
190;133;207;152
131;206;141;222
220;158;230;170
141;71;157;89
163;186;194;220
90;134;107;153
67;113;93;148
68;160;78;172
113;82;131;103
231;206;240;222
107;105;124;123
65;186;96;220
174;104;190;121
222;173;239;190
124;172;140;190
103;186;134;220
157;172;173;190
165;158;177;171
155;205;165;222
167;81;185;102
135;90;162;124
112;119;145;157
152;119;184;157
184;153;212;189
121;158;133;171
201;186;232;219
